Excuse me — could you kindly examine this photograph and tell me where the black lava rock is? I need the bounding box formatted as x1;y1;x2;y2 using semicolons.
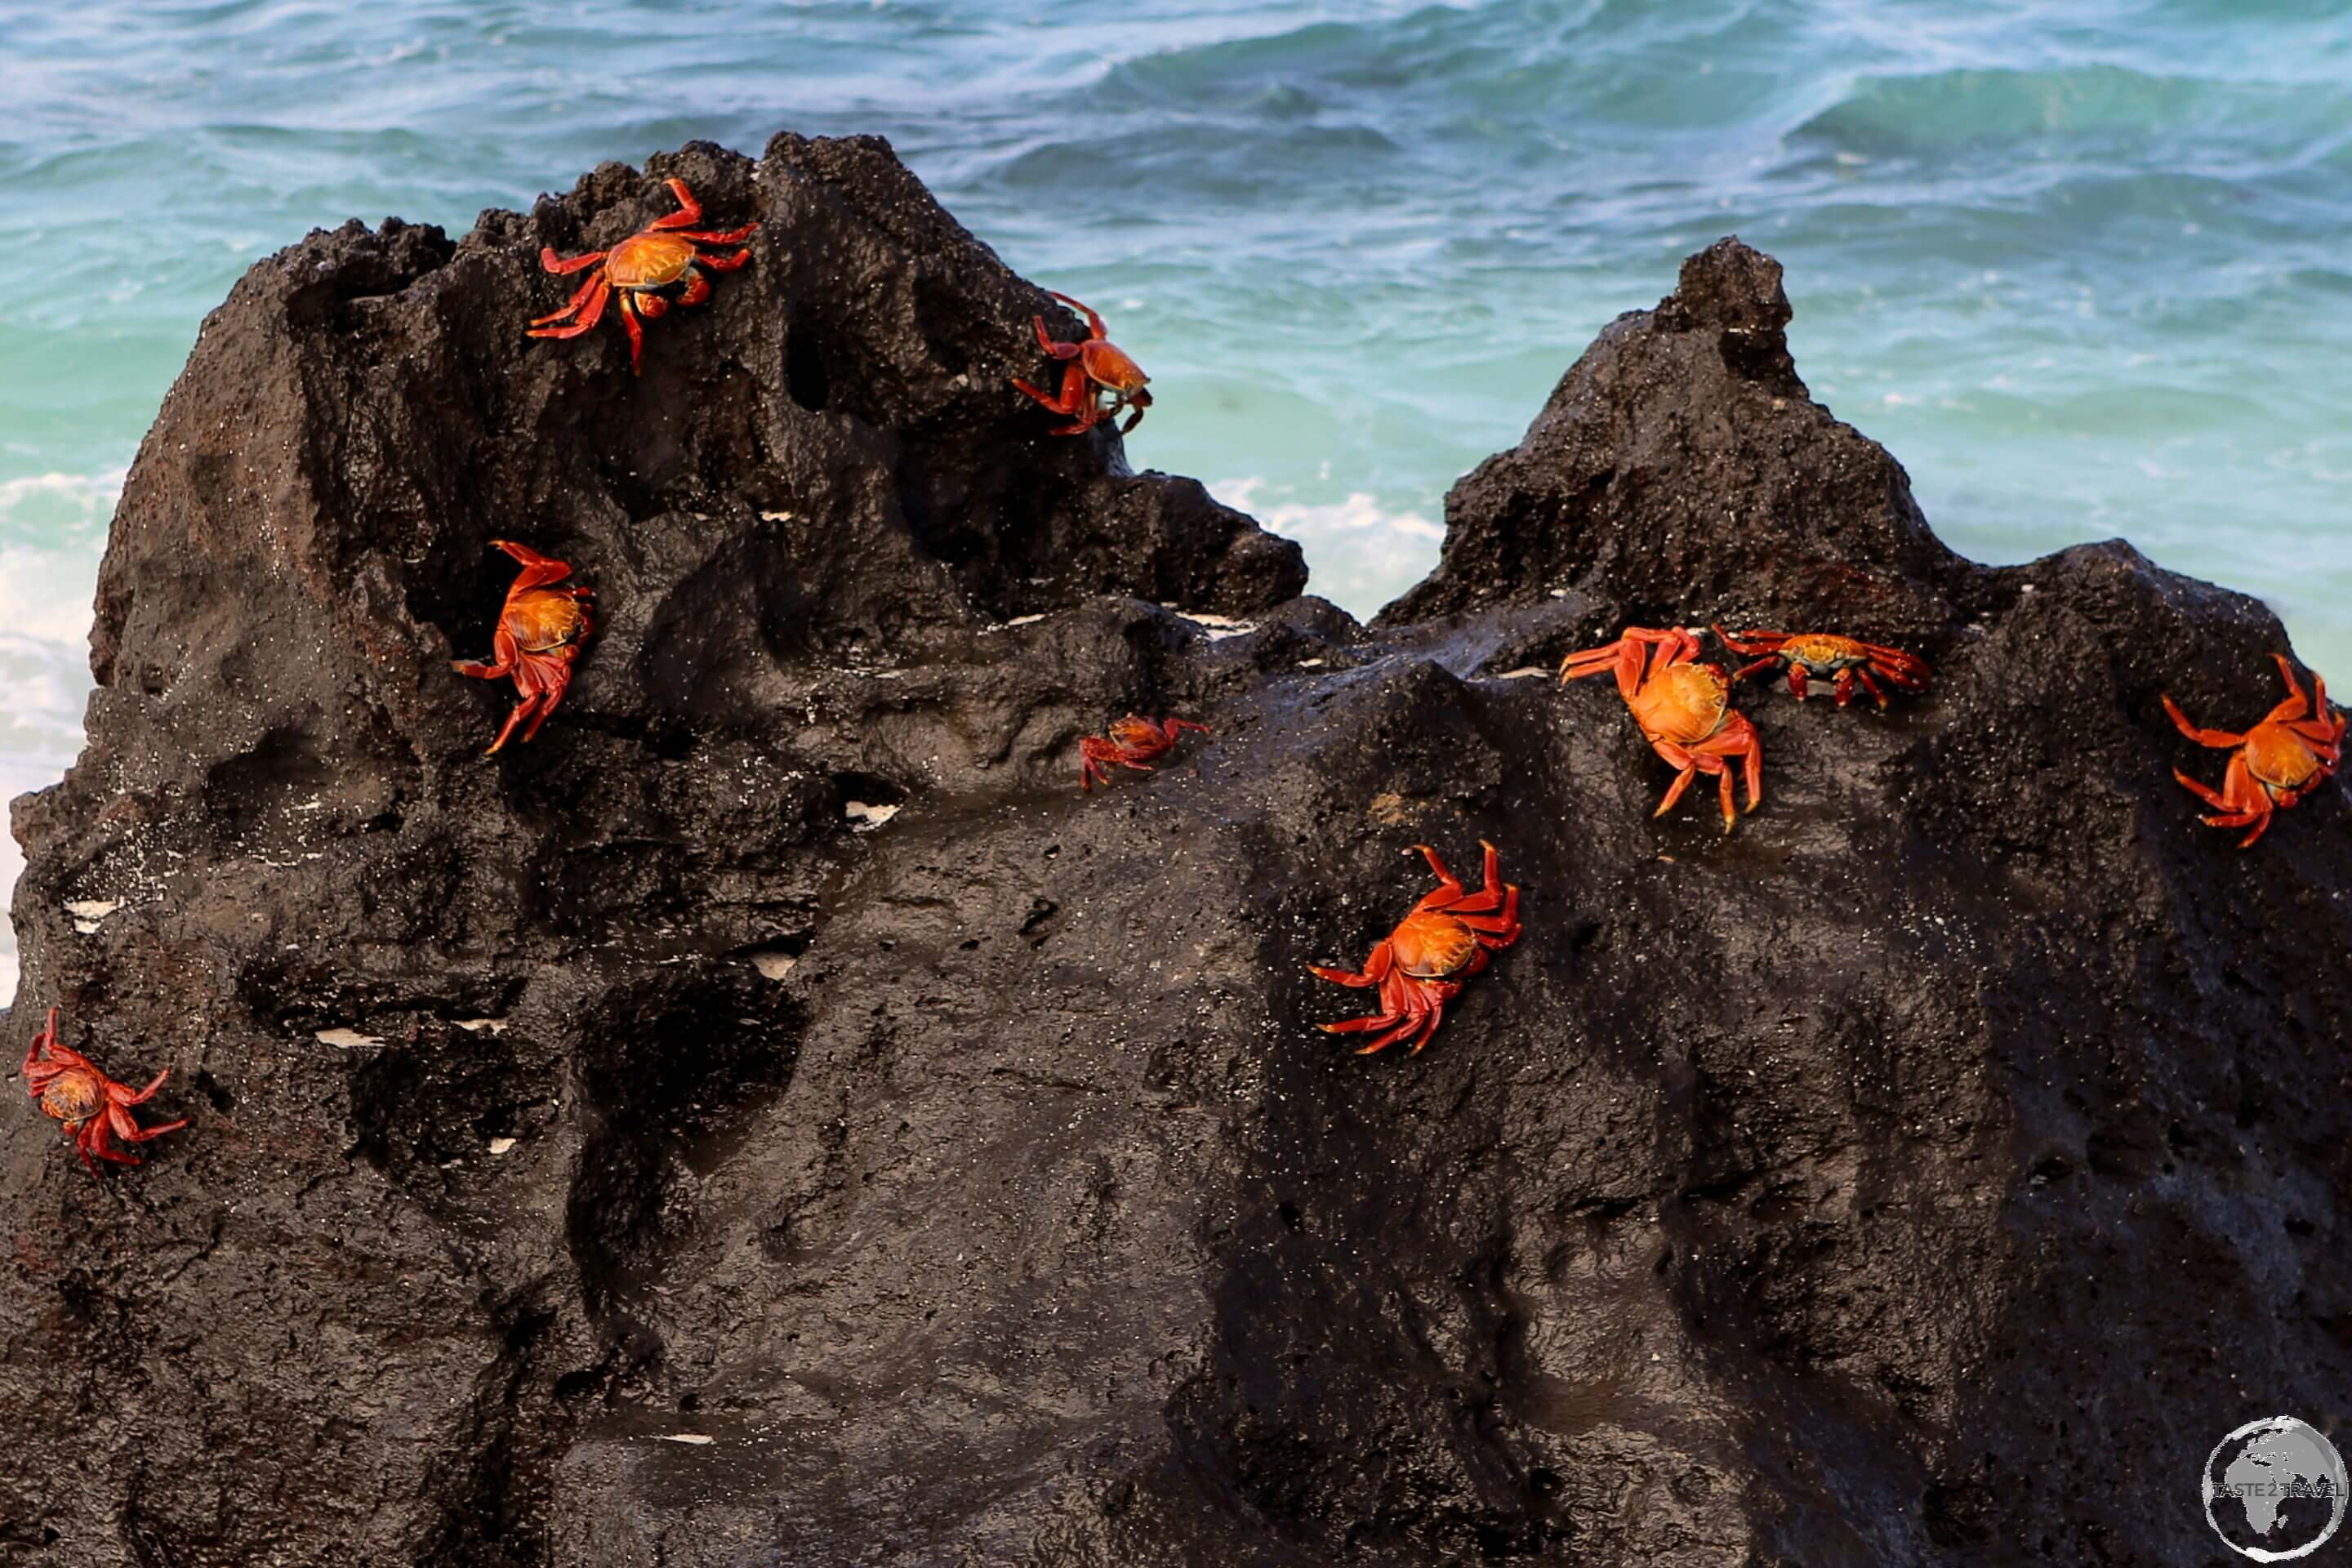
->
4;143;2345;1568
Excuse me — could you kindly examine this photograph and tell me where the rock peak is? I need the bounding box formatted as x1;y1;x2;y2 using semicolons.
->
1656;234;1793;340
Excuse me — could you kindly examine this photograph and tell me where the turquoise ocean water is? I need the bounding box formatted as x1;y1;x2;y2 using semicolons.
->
6;1;2351;1002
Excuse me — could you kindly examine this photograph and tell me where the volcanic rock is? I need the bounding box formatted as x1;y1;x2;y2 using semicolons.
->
4;138;2346;1568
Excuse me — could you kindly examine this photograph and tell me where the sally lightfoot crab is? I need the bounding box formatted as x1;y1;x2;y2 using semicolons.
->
1710;624;1931;710
1010;292;1152;435
22;1007;188;1176
1562;626;1763;832
452;541;594;755
1079;715;1209;791
1308;841;1522;1056
528;177;759;376
2163;653;2342;848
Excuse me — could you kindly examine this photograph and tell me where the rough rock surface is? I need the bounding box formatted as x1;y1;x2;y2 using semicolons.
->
6;140;2348;1568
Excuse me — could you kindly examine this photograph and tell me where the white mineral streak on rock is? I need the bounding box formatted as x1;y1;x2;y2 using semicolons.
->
65;898;123;935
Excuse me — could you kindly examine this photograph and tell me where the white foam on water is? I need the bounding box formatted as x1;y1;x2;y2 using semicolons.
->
0;471;112;1010
1209;478;1444;617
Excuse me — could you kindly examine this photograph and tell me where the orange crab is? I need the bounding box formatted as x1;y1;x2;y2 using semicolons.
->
1079;715;1209;791
22;1007;188;1176
1562;626;1763;832
528;177;758;376
1308;841;1522;1056
1710;624;1931;710
452;541;594;755
1010;292;1153;435
2163;653;2342;848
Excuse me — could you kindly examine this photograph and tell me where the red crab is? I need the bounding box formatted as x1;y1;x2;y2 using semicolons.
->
1562;626;1763;832
1710;625;1931;710
1010;292;1153;435
452;541;594;755
528;177;759;375
22;1007;188;1176
1308;841;1522;1056
2163;653;2343;848
1079;715;1209;791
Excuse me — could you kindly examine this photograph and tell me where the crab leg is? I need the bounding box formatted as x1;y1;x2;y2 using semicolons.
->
1415;850;1506;918
1870;648;1930;687
518;656;576;746
2176;755;2276;848
1455;884;1521;936
2227;811;2274;849
672;225;760;247
1047;291;1109;340
109;1102;186;1143
527;274;612;340
2264;654;2310;724
538;246;609;276
21;1007;59;1081
1441;883;1508;918
1307;940;1396;988
492;541;575;592
454;620;523;684
645;177;706;228
1320;968;1421;1045
1013;362;1092;421
1352;1000;1434;1056
1412;844;1465;902
2172;768;2233;813
618;290;647;375
111;1068;172;1106
1708;717;1765;812
1321;1000;1407;1034
2161;693;2244;750
1561;639;1649;703
2291;670;2341;742
489;693;542;755
1027;314;1078;360
698;247;754;272
80;1116;144;1170
1652;750;1701;819
1021;362;1102;434
486;647;551;754
1713;626;1785;658
1473;840;1503;902
531;271;605;327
